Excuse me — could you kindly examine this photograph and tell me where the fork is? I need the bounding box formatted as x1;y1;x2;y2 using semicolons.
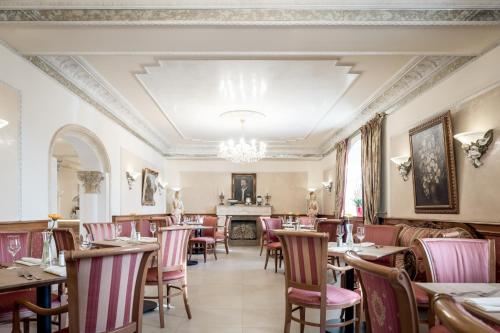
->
17;271;33;280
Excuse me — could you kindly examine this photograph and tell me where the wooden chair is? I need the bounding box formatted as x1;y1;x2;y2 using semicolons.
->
316;219;342;282
430;294;497;333
345;251;419;333
276;230;362;333
415;238;496;326
263;217;283;273
145;226;192;328
53;228;78;252
259;216;271;256
13;243;158;333
83;222;116;241
215;216;231;254
363;224;403;267
298;216;315;226
189;216;217;263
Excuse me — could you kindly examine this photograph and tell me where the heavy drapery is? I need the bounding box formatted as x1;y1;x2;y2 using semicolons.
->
333;139;348;218
360;113;385;225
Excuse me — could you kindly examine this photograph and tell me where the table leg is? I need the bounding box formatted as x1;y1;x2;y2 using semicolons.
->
326;268;356;333
36;285;52;333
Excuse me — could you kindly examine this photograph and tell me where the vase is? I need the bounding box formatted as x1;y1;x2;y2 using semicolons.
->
41;231;54;268
345;223;354;250
356;207;363;217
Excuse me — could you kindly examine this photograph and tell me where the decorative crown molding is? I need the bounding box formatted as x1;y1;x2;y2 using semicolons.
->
26;55;169;154
320;55;474;155
0;8;499;25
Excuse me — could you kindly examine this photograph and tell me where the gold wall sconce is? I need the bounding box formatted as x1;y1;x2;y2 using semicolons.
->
390;156;412;181
454;130;494;168
322;181;333;192
126;171;140;190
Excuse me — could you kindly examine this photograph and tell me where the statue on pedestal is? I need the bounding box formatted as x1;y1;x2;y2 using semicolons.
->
307;191;319;218
172;191;184;223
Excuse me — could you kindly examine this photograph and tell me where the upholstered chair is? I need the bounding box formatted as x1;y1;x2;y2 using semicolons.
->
263;217;283;273
53;228;78;252
316;219;343;282
429;294;497;333
276;230;362;332
345;251;419;333
13;243;158;333
298;216;315;226
415;238;496;325
145;226;192;327
363;225;403;266
259;216;271;256
83;222;116;241
215;216;231;254
189;216;218;263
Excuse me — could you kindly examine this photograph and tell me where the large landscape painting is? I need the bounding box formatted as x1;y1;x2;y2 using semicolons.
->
409;111;458;214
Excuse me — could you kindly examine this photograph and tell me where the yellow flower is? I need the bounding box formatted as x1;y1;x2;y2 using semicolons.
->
48;213;61;221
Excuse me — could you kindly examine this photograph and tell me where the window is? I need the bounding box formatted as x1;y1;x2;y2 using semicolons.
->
344;134;362;217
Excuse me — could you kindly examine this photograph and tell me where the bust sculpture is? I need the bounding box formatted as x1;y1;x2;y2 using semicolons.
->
172;191;184;223
307;191;319;218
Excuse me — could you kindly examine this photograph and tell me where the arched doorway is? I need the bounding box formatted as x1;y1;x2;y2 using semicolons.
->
48;125;111;222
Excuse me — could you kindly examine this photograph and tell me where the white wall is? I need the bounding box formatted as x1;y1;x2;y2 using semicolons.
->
0;42;166;221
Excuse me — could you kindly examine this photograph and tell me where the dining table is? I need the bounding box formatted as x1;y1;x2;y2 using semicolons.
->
416;282;500;326
0;265;66;332
326;243;409;333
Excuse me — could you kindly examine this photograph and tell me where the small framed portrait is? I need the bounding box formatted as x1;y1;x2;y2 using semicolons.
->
409;111;458;214
231;173;256;204
141;168;158;206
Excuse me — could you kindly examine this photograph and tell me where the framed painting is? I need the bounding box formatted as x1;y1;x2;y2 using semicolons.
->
141;168;158;206
231;173;256;204
409;111;458;214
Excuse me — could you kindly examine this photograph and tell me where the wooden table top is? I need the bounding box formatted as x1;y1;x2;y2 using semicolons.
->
92;237;158;248
0;266;66;293
327;243;408;260
416;283;500;325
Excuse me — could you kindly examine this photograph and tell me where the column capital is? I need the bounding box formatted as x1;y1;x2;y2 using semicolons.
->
77;171;104;193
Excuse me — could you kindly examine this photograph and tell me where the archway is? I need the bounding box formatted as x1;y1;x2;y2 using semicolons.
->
48;125;111;223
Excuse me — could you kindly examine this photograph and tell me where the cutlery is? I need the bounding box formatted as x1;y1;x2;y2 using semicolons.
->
450;289;500;297
17;271;33;280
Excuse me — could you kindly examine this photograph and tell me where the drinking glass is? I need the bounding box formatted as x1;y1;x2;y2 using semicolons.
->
7;235;21;267
80;234;92;250
356;226;365;250
336;225;345;238
115;224;122;238
150;222;157;238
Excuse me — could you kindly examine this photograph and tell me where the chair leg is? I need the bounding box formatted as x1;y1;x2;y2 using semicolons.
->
213;243;217;260
320;306;327;333
300;306;306;333
284;301;292;333
274;250;278;273
260;235;265;256
182;282;192;320
355;302;361;333
158;280;165;328
166;284;171;308
224;238;229;254
264;248;270;270
279;250;282;269
23;320;29;333
203;244;207;263
188;242;192;260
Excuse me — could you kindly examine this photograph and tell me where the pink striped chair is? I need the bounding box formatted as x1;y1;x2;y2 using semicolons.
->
145;226;192;328
263;218;283;273
189;216;218;263
83;223;116;241
276;230;362;332
259;216;271;256
298;216;315;226
53;228;78;252
363;225;403;267
13;243;158;333
345;251;419;333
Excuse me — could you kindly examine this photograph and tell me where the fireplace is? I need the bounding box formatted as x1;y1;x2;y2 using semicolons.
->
230;217;257;240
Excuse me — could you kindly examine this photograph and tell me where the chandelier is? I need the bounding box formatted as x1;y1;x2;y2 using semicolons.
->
218;118;266;163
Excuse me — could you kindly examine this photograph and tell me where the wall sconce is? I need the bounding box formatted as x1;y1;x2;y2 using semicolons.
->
126;171;140;190
308;188;316;193
390;156;412;181
322;181;333;192
0;119;8;129
157;179;168;195
454;130;494;168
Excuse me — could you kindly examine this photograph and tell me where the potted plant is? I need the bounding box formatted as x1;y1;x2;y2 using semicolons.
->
353;198;363;217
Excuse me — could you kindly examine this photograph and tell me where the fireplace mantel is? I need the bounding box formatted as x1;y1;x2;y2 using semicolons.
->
216;205;272;217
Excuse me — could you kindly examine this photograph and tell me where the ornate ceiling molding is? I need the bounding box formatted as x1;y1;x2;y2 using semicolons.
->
319;54;474;155
0;8;499;25
26;55;169;154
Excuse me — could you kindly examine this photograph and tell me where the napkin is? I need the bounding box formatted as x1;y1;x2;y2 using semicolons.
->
359;242;376;247
137;237;157;243
43;265;67;277
15;257;42;266
116;237;130;241
464;298;500;312
15;260;39;266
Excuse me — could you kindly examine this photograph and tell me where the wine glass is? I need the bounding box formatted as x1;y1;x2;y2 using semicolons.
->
7;235;21;267
115;224;122;238
356;226;365;250
150;222;157;238
336;225;345;246
80;234;91;250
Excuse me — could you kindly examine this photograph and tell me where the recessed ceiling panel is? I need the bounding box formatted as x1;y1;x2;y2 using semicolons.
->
137;60;357;142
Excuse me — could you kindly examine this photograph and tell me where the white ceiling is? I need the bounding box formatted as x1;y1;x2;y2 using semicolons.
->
0;3;499;159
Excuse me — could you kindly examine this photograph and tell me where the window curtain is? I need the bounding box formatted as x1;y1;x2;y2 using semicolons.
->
333;139;348;218
360;113;385;225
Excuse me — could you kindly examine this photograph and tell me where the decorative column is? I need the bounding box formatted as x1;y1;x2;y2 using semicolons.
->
77;171;104;222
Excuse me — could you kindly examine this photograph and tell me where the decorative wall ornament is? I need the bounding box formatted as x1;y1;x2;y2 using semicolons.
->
26;55;169;155
156;179;167;195
0;9;498;25
142;168;158;206
390;156;412;181
77;171;105;193
322;181;333;192
126;171;140;190
454;129;494;168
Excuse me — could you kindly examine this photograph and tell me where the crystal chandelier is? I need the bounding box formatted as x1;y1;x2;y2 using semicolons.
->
218;119;266;163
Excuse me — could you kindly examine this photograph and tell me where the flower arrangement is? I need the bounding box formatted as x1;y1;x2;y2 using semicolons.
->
48;213;61;221
417;136;442;199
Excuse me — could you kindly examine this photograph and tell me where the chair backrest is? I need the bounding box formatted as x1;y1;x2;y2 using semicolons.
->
259;216;270;231
53;228;78;252
157;227;191;272
264;218;283;243
201;216;218;238
29;231;44;258
345;251;419;333
299;216;314;226
0;232;30;262
364;225;403;266
316;219;342;242
65;243;158;333
432;294;497;333
83;223;116;241
276;230;328;291
417;238;496;283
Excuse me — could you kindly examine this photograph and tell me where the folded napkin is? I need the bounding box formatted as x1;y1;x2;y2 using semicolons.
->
15;257;42;266
359;242;376;247
137;237;157;243
116;237;130;241
43;265;67;277
464;298;500;312
15;260;39;266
